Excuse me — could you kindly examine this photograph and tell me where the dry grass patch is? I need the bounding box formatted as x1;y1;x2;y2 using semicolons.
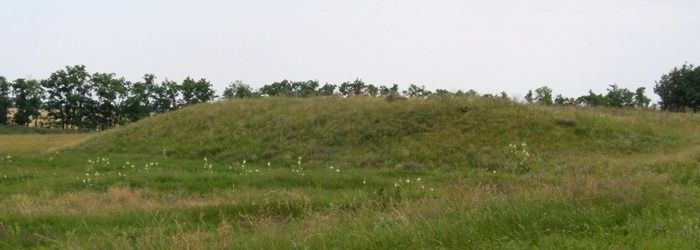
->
0;134;90;153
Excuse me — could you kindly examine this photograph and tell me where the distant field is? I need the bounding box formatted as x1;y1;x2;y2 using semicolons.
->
0;134;89;153
1;97;700;249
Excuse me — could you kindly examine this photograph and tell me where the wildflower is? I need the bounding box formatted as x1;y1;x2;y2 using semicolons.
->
267;162;271;167
416;178;421;181
405;179;410;183
394;182;399;187
362;180;366;185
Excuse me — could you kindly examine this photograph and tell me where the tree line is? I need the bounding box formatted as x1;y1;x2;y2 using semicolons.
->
0;63;698;130
0;65;215;130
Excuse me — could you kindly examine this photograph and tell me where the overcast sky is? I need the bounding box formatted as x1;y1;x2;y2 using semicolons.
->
2;0;699;99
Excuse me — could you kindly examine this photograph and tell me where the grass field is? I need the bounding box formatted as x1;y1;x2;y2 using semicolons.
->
1;97;700;249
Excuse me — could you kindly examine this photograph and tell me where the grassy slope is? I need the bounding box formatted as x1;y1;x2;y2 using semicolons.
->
2;97;700;249
78;96;687;168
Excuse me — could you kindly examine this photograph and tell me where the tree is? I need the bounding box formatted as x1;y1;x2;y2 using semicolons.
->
403;84;432;98
455;89;478;97
153;79;181;112
379;84;400;97
180;77;215;105
604;84;635;108
223;80;255;99
291;80;319;97
654;63;700;112
366;84;379;97
554;94;575;106
42;65;92;129
534;86;553;105
339;79;367;96
0;76;10;125
434;89;453;96
11;79;43;126
259;80;294;97
576;90;606;107
92;72;128;129
123;74;156;122
317;83;337;96
634;87;651;108
524;90;534;103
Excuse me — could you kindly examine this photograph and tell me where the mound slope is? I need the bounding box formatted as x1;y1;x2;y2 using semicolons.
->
78;97;683;168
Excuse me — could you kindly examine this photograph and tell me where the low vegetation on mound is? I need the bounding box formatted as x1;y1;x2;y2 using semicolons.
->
79;96;688;170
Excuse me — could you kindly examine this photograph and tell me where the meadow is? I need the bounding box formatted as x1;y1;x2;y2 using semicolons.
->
1;96;700;249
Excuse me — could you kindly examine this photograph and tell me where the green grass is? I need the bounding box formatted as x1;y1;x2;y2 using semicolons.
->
79;97;688;168
0;125;82;135
1;96;700;249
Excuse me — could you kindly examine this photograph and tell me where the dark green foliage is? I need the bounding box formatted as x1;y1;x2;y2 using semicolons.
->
366;84;379;97
223;81;255;99
604;84;635;108
434;89;453;96
0;76;10;125
403;84;432;97
534;86;553;105
317;83;337;96
654;63;700;112
634;87;651;108
455;89;479;97
554;94;576;106
41;65;92;129
339;79;367;96
291;80;320;97
91;73;128;129
259;80;294;96
524;90;534;103
152;79;181;113
258;80;322;97
11;79;43;126
180;77;215;105
576;90;606;107
379;84;400;97
123;74;155;122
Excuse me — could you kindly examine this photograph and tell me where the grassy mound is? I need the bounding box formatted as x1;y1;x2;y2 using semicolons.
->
77;97;687;168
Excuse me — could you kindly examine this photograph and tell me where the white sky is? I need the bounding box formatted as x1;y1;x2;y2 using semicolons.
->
1;0;699;99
